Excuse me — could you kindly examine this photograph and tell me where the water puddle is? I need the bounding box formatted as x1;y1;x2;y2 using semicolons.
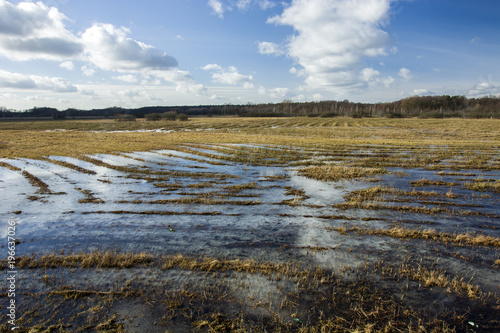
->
1;144;499;331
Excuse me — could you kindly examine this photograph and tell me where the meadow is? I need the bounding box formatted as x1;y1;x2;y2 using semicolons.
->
0;116;499;332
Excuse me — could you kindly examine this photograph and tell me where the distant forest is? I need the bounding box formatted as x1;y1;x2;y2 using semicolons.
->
1;95;499;120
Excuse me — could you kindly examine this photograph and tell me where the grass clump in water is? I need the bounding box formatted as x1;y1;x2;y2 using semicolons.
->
298;164;387;182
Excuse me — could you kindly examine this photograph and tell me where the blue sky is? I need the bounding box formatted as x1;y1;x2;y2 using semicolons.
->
0;0;499;110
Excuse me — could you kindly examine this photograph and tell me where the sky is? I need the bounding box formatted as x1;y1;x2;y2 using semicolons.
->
0;0;499;110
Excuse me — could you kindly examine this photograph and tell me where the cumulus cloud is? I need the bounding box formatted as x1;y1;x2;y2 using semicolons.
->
113;75;139;83
258;86;289;99
359;67;395;88
412;88;431;96
151;68;207;95
81;65;95;76
0;0;82;61
237;0;252;10
208;0;224;18
257;0;276;10
0;1;204;97
202;64;223;71
203;64;254;88
468;82;500;97
0;3;179;73
81;23;178;72
0;69;77;92
382;76;394;87
258;41;284;56
360;67;380;83
208;0;276;17
60;61;74;70
267;0;392;92
398;67;413;80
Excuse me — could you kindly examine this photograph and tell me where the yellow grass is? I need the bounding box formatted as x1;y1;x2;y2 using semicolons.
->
1;117;499;159
338;226;500;247
298;165;387;181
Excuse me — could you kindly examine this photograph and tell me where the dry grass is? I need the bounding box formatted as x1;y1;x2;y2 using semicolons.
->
1;117;499;331
336;226;500;247
375;261;482;299
17;250;154;269
117;197;262;205
334;185;491;216
0;161;21;171
223;182;260;192
410;178;458;187
298;165;387;181
76;188;105;204
464;177;500;193
21;170;52;194
3;250;491;332
1;118;499;161
81;210;224;216
41;157;97;175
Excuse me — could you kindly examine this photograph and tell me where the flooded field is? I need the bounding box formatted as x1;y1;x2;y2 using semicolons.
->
1;118;499;332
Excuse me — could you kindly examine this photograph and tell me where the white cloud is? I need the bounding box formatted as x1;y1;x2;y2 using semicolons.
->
81;23;178;72
258;86;289;99
208;0;224;18
237;0;252;10
208;0;276;17
0;69;77;92
398;67;413;80
257;0;276;10
203;64;254;88
267;0;392;92
360;67;380;83
81;65;95;76
116;88;162;104
412;88;431;96
113;75;138;83
359;68;396;88
202;64;223;71
60;61;74;70
313;93;323;101
151;68;207;95
258;41;284;56
0;0;83;61
0;2;181;77
238;0;276;11
469;37;481;44
382;76;394;88
468;82;500;97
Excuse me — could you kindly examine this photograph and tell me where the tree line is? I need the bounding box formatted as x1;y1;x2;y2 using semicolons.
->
1;95;499;120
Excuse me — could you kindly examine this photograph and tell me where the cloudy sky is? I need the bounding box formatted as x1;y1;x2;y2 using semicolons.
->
0;0;499;110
